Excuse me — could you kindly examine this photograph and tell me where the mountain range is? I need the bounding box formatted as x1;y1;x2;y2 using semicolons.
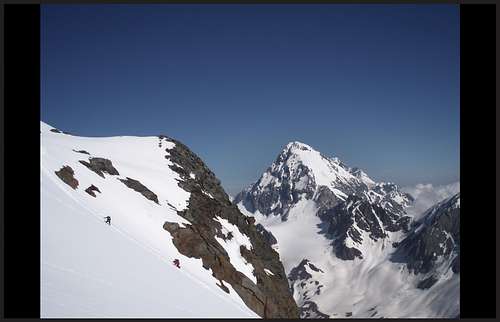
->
234;141;460;318
41;124;459;318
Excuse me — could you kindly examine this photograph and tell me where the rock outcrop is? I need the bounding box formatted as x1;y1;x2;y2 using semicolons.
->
162;137;299;318
72;149;90;155
79;157;120;178
84;184;101;197
55;166;79;189
119;177;159;204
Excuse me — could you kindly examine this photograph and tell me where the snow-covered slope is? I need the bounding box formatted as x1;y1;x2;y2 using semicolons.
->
235;141;459;318
41;122;297;318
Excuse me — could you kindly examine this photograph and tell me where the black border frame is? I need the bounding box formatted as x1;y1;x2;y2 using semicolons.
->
3;3;41;319
1;1;497;320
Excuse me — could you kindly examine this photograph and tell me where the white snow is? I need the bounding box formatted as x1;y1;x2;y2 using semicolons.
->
213;217;257;284
264;269;275;276
41;122;258;318
256;141;372;203
283;142;354;190
202;190;215;199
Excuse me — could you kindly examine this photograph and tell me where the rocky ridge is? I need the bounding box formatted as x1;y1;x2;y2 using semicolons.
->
160;136;299;318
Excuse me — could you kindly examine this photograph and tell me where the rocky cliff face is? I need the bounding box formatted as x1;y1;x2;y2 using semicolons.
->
161;137;299;318
392;193;460;289
319;194;412;260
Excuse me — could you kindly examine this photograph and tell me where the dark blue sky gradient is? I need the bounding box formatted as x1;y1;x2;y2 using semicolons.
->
41;4;460;195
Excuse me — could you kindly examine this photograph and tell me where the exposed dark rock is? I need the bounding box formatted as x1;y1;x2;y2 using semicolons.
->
307;262;324;273
234;162;316;221
119;177;159;204
416;275;438;289
255;223;278;246
392;193;460;275
50;128;62;133
335;244;363;261
162;138;299;318
319;194;411;261
300;301;330;318
85;185;101;197
288;259;313;281
451;254;460;274
165;138;230;205
55;166;78;189
246;216;256;225
315;186;342;217
345;312;352;317
73;149;90;155
216;280;230;293
79;157;120;178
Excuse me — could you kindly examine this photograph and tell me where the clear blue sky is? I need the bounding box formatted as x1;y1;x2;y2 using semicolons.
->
41;4;460;196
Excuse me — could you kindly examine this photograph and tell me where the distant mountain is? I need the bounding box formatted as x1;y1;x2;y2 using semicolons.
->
402;182;460;221
41;122;298;318
235;141;459;318
392;193;460;289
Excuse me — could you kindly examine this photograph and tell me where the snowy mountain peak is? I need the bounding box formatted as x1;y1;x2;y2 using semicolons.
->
284;141;315;152
234;140;458;318
235;141;383;221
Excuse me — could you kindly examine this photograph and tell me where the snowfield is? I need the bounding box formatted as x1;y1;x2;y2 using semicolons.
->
239;196;459;318
236;141;459;318
41;122;258;318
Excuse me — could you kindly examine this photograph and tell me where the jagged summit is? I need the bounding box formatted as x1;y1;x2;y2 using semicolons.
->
234;140;380;220
284;141;314;152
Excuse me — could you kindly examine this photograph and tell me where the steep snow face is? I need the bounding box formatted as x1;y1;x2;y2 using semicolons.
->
235;141;459;318
41;122;258;318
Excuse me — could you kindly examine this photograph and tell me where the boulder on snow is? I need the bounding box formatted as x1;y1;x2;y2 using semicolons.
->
79;157;120;178
72;149;90;155
55;166;79;189
119;177;159;204
85;184;101;197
